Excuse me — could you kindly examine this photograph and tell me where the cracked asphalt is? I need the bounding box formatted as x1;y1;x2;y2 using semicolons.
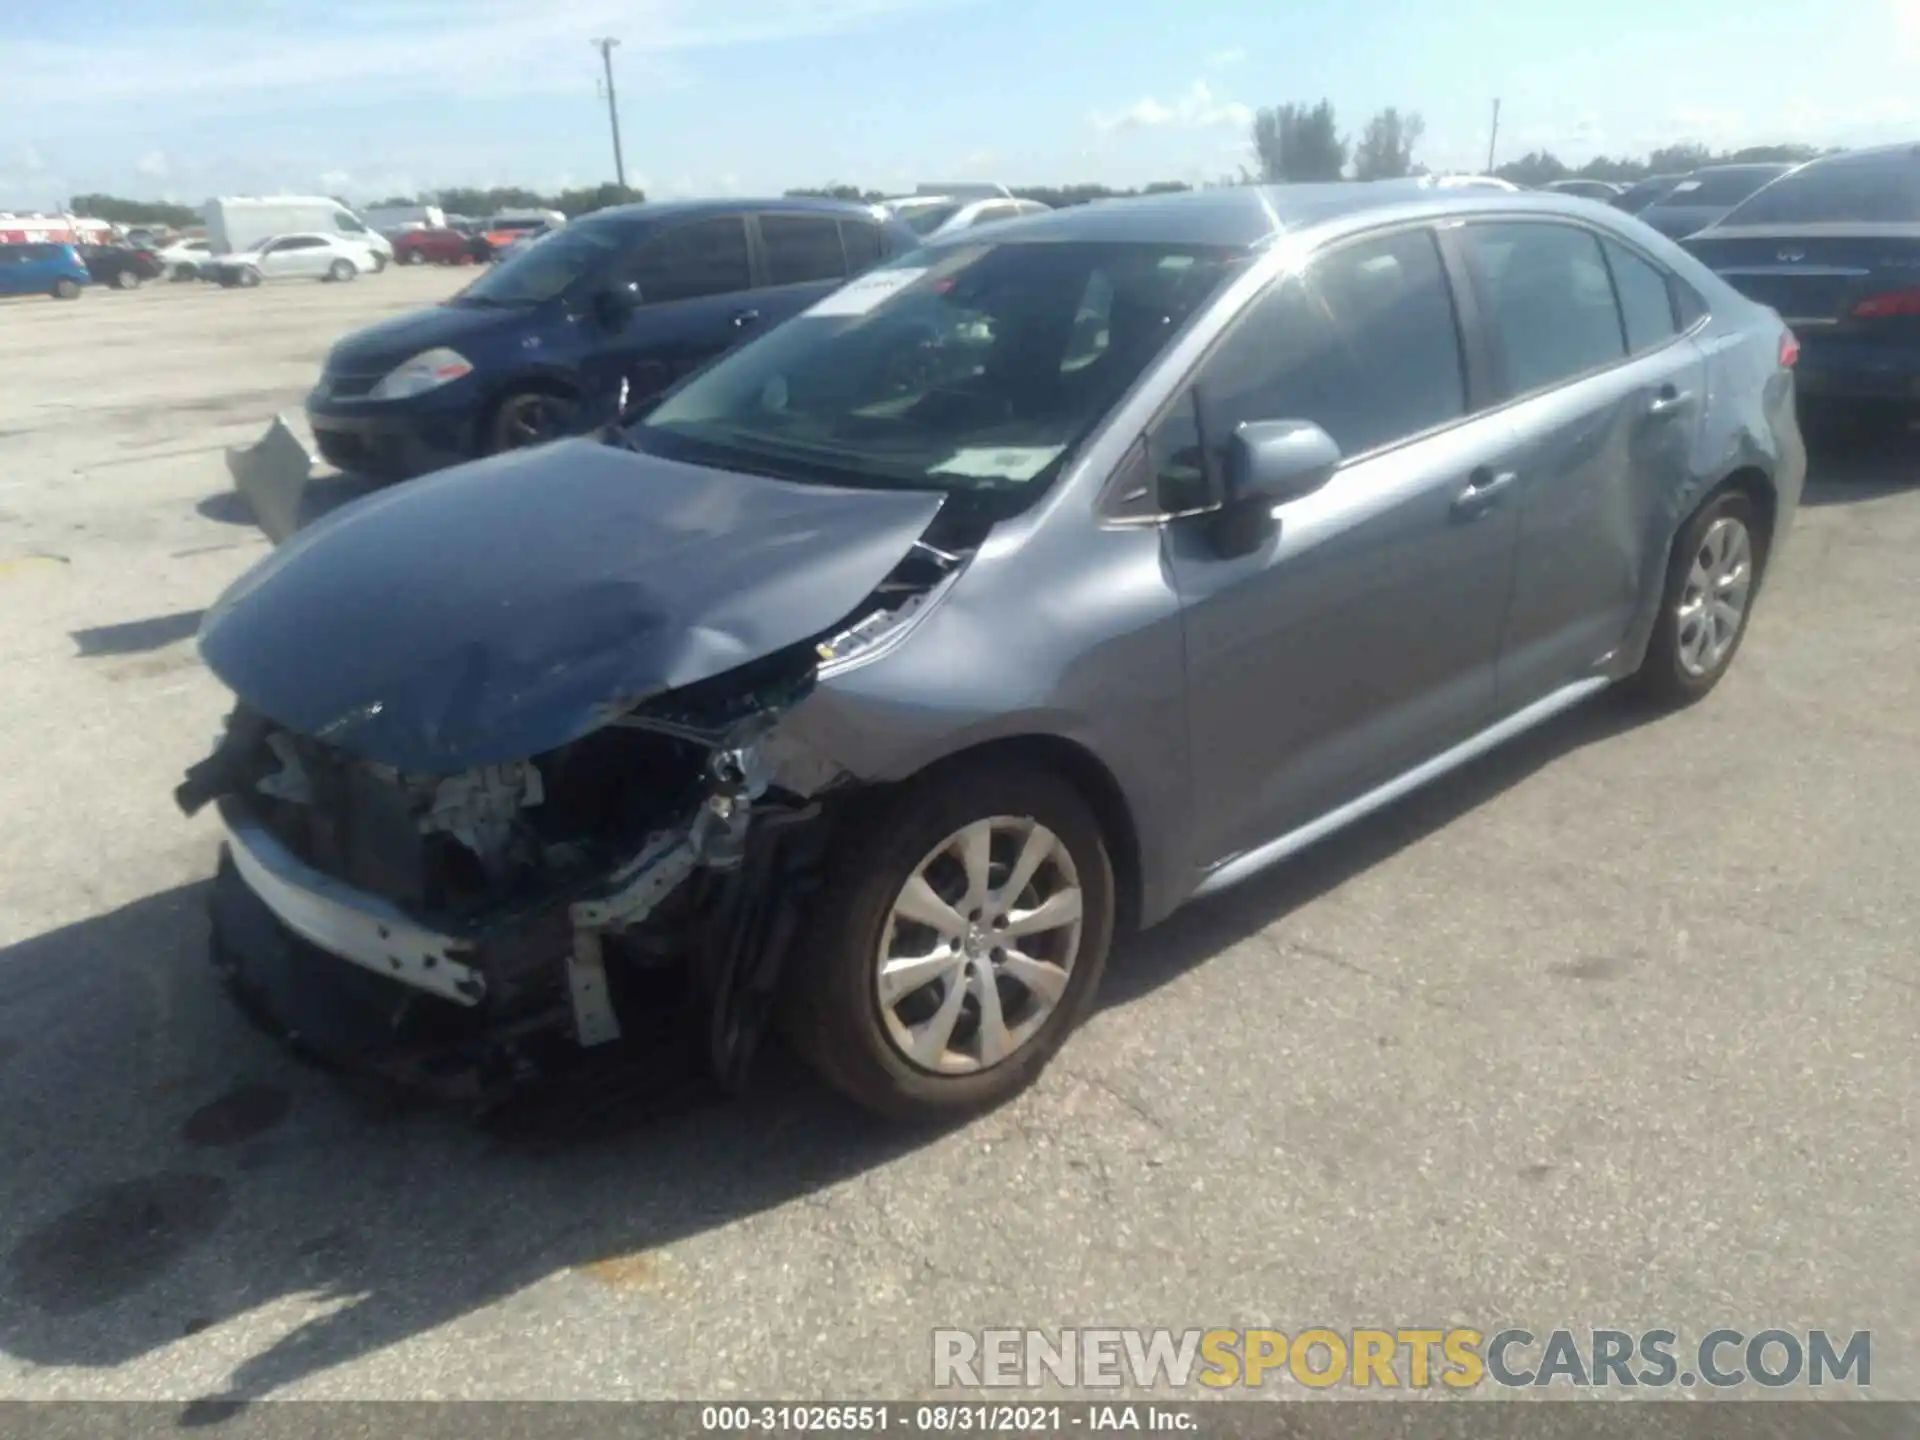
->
0;269;1914;1403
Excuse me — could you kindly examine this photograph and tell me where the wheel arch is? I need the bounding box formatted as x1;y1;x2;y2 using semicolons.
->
471;368;587;453
859;733;1146;935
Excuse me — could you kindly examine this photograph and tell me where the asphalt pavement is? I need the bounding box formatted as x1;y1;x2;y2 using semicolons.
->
0;270;1914;1404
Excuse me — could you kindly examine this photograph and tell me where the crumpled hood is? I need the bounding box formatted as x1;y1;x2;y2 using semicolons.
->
197;439;945;773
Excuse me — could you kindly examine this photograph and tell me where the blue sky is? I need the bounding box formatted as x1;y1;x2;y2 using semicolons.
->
3;0;1917;211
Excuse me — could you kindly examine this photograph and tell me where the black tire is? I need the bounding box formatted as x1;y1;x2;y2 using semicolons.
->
784;760;1116;1120
237;267;262;288
172;263;198;282
51;278;81;301
404;248;427;266
1627;488;1766;706
485;389;577;452
112;267;141;290
326;259;356;283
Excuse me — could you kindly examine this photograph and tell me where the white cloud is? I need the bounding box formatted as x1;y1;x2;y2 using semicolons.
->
1893;0;1920;53
1205;46;1246;69
318;169;353;190
14;143;45;172
135;150;170;179
0;0;968;113
1091;80;1252;135
962;148;995;169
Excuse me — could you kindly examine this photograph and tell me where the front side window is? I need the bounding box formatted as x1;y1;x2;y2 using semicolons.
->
1602;238;1678;353
630;240;1243;505
335;211;369;234
452;223;622;307
840;220;883;272
761;213;847;286
1151;227;1465;507
1460;222;1625;395
628;218;752;303
1718;152;1920;225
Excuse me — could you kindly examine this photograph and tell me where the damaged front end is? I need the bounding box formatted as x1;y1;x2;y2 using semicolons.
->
178;531;971;1106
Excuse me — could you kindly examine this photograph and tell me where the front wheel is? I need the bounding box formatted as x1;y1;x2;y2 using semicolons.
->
51;278;81;300
172;263;198;282
785;762;1116;1120
1627;489;1765;706
326;259;356;283
486;389;578;452
404;249;427;266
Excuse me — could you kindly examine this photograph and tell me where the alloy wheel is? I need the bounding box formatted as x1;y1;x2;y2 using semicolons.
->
1675;515;1753;677
875;816;1084;1075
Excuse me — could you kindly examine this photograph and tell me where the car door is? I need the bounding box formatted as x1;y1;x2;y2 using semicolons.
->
0;246;28;295
1160;225;1526;868
604;215;757;407
749;210;855;326
1448;220;1707;711
254;237;302;279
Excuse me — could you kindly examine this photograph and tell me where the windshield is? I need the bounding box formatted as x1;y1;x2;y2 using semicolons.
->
897;203;962;236
1719;152;1920;225
452;223;618;306
630;240;1243;500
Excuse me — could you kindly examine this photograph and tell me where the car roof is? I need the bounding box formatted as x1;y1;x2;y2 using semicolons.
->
577;196;887;233
916;181;1647;251
1680;162;1792;178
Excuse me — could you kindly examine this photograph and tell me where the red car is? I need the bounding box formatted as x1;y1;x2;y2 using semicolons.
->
390;227;483;266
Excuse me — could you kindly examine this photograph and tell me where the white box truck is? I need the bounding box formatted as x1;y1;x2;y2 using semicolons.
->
204;197;394;268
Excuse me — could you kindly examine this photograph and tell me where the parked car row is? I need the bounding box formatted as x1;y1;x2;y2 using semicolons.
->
195;170;1847;1122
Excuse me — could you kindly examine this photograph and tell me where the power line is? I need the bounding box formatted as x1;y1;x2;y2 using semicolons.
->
591;37;628;193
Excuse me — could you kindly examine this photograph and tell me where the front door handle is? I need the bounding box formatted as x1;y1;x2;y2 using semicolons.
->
1452;467;1518;519
1648;386;1695;417
731;309;761;328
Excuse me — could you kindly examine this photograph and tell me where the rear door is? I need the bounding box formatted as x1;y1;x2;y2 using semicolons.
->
1449;218;1706;710
607;215;756;406
1682;149;1920;403
748;210;854;328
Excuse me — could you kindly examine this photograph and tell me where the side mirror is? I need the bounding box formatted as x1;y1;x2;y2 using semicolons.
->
1209;419;1340;558
594;286;636;328
1227;419;1341;503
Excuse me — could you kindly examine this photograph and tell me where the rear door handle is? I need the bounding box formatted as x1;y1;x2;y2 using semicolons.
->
1648;387;1695;417
731;309;761;328
1452;467;1518;518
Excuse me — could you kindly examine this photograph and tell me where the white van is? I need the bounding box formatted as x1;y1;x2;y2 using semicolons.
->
362;204;447;236
204;197;394;268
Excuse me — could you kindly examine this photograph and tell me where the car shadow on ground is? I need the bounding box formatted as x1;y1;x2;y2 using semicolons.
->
0;689;1661;1406
1800;417;1918;505
69;610;207;657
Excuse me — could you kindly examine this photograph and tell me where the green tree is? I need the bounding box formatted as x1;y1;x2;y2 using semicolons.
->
1251;100;1348;182
785;184;885;202
1493;150;1570;187
1646;143;1715;176
552;182;644;217
1351;107;1426;181
66;193;199;227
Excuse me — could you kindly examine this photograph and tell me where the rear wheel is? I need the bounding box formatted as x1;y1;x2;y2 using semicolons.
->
326;259;356;283
785;761;1115;1120
172;263;198;282
112;268;142;290
1627;489;1765;706
51;278;81;300
404;248;427;266
486;389;579;452
237;267;262;288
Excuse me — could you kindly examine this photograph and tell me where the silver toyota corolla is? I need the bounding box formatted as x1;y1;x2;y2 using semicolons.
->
179;181;1806;1120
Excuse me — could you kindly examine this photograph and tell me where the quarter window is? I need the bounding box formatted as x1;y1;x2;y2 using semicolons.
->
1461;222;1625;395
629;218;753;304
1602;238;1679;353
761;213;848;286
1149;227;1465;507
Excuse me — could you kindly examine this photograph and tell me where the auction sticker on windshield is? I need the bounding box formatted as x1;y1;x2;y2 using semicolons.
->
806;268;928;317
934;445;1066;482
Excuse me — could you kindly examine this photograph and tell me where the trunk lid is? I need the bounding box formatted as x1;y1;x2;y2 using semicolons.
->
1684;225;1920;338
197;439;945;773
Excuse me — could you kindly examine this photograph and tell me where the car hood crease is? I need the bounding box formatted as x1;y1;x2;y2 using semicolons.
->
196;439;945;773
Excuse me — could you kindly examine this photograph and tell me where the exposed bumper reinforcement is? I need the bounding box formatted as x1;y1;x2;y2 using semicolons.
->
218;797;486;1006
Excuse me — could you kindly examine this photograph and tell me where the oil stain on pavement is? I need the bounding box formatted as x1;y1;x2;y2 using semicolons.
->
7;1173;231;1315
180;1083;292;1148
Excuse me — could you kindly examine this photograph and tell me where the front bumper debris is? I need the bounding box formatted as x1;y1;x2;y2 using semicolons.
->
224;413;384;544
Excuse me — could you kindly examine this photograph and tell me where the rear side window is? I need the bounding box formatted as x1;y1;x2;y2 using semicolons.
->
760;213;847;286
1722;152;1920;224
1662;168;1783;207
21;243;56;261
1461;222;1625;395
839;220;883;273
967;203;1020;228
1156;227;1465;503
1601;239;1678;353
630;218;752;303
1671;277;1709;330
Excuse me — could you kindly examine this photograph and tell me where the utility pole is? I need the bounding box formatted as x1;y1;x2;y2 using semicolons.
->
591;37;628;193
1486;98;1501;174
